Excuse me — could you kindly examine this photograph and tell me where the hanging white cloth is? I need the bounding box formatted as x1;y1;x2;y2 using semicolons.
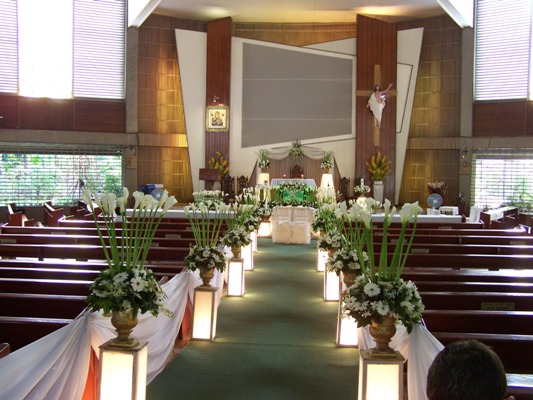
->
358;323;444;400
0;269;225;400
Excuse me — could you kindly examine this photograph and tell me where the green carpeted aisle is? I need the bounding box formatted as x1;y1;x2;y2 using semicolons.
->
147;238;359;400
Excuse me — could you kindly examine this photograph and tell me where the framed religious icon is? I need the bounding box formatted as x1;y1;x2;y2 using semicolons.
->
206;105;230;132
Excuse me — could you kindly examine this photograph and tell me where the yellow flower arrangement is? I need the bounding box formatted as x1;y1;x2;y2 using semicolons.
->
366;151;392;181
208;151;229;176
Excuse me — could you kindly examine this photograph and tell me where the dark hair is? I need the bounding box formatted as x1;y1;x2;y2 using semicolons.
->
427;340;507;400
374;85;381;92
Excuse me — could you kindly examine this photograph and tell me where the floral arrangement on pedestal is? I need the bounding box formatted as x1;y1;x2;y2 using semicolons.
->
289;140;304;159
83;187;177;319
311;203;338;233
220;202;256;257
257;148;271;170
317;227;343;253
208;151;230;176
326;245;368;277
365;151;392;181
193;190;224;206
184;202;229;280
341;199;424;340
354;178;371;196
220;226;251;249
320;149;334;171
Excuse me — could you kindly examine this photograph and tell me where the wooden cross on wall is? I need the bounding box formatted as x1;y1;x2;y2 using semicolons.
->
356;64;397;147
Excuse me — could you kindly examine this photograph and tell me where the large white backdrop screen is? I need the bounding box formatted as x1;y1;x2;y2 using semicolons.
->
241;42;354;148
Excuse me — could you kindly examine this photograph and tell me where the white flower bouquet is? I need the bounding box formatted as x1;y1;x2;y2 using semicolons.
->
220;226;251;248
320;149;334;170
184;244;227;272
317;227;343;251
343;275;424;333
257;148;271;170
289;140;304;159
326;246;369;277
339;198;425;333
82;187;177;318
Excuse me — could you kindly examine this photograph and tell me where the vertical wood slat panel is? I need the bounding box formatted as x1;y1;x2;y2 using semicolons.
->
356;15;397;201
205;18;232;166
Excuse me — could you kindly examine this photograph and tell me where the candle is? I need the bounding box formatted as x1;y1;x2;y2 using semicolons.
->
361;178;364;185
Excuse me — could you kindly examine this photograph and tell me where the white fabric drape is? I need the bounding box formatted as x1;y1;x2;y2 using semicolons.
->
268;145;324;160
358;323;444;400
0;268;227;400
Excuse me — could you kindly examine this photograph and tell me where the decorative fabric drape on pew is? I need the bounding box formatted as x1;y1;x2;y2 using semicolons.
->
358;323;444;400
0;269;226;400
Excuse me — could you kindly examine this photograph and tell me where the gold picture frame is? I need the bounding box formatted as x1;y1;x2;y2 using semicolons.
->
206;105;229;132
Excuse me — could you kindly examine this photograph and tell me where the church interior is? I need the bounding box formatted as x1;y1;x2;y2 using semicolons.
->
0;0;532;399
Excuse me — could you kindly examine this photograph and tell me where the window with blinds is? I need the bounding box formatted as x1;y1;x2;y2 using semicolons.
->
0;0;18;93
0;0;125;100
471;148;533;209
0;146;124;207
474;0;533;101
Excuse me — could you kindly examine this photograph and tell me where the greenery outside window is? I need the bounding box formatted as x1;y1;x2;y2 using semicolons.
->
0;146;124;207
471;148;533;211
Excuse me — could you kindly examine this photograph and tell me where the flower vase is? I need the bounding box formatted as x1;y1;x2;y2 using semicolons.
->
372;181;384;205
110;310;139;347
341;268;357;287
231;246;242;259
199;266;215;287
327;247;338;258
369;314;396;354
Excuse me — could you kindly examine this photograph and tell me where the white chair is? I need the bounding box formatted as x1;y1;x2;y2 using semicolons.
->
290;207;311;244
272;206;293;243
292;207;311;223
272;206;293;222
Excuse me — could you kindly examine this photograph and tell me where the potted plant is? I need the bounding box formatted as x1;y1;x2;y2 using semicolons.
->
83;187;177;344
257;148;271;171
184;202;229;287
320;149;334;172
340;198;425;354
365;151;392;204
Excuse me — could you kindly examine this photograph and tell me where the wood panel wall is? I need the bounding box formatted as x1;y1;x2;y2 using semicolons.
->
205;18;232;167
473;101;533;136
233;22;356;46
0;94;125;132
356;15;397;202
396;15;462;206
137;15;205;202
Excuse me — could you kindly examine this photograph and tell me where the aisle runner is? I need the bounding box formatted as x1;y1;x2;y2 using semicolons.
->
147;239;359;400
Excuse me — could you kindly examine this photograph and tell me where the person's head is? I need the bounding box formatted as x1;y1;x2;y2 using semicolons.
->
374;84;381;92
427;340;508;400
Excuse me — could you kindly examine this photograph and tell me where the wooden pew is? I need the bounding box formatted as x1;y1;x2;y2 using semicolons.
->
0;232;197;248
422;310;533;374
0;316;73;351
43;201;64;227
0;292;87;318
0;243;191;263
380;242;533;256
2;224;202;239
420;291;533;311
402;267;533;284
414;281;533;293
0;277;92;296
0;259;185;277
6;203;36;227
